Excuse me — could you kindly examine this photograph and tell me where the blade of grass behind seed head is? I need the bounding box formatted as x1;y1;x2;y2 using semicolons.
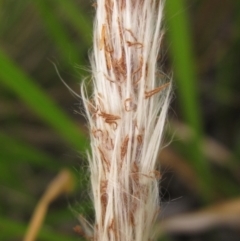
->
34;0;87;75
0;132;62;171
0;49;89;153
51;0;92;45
165;0;212;200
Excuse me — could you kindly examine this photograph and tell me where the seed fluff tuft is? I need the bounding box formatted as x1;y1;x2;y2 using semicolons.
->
81;1;171;241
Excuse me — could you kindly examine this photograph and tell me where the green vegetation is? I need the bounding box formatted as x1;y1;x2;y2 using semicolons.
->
1;0;239;240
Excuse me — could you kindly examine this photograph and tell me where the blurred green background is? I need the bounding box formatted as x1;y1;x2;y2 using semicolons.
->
0;0;240;240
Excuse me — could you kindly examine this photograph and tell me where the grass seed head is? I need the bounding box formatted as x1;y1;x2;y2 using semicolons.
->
82;1;171;240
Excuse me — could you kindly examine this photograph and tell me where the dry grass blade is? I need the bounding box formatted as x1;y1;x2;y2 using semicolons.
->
24;170;75;241
155;198;240;237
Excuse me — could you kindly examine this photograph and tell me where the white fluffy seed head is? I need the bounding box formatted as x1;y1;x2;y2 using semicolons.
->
82;1;171;240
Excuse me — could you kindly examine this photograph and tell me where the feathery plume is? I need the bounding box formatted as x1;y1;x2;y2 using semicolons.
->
82;0;171;240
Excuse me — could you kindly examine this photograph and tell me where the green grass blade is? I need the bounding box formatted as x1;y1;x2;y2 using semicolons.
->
0;132;62;171
52;0;92;45
0;49;88;152
165;0;212;199
0;0;29;36
33;0;86;72
165;0;202;139
0;154;22;189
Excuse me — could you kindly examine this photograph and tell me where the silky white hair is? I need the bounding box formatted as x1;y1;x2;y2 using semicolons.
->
82;0;171;240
